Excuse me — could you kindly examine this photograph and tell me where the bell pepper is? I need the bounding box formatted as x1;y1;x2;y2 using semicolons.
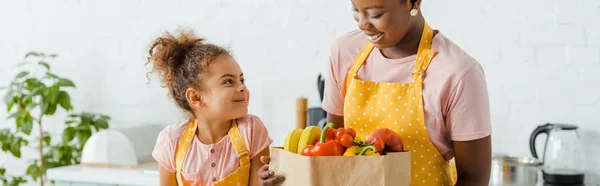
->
343;146;362;156
359;145;380;156
343;145;380;156
302;123;345;156
353;136;365;146
344;145;380;156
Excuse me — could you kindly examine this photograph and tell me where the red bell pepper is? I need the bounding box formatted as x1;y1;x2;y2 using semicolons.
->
301;123;346;156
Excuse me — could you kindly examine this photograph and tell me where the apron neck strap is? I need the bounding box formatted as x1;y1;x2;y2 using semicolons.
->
411;21;436;83
227;119;251;165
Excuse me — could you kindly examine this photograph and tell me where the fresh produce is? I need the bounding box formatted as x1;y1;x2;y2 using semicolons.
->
371;139;385;153
301;123;345;156
338;134;354;148
363;146;380;156
283;129;303;153
343;146;362;156
365;128;404;153
296;126;321;154
324;127;336;142
343;145;380;156
283;123;404;157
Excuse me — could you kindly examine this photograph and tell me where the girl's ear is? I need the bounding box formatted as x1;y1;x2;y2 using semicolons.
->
186;88;205;108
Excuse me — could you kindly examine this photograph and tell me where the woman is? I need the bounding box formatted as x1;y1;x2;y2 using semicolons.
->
259;0;491;185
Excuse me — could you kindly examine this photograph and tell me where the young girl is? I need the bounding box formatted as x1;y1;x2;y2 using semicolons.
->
148;30;274;186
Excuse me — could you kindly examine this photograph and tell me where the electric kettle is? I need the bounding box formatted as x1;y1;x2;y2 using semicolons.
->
530;123;586;186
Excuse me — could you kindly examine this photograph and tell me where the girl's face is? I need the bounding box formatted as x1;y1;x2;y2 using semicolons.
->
352;0;415;49
193;55;249;121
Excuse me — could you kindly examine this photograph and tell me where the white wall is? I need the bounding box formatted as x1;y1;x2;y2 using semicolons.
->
1;0;599;184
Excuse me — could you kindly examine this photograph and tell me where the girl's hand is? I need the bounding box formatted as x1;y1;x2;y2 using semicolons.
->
257;156;285;186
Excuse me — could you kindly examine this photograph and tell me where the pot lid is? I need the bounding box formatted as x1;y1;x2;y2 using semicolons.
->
492;156;541;166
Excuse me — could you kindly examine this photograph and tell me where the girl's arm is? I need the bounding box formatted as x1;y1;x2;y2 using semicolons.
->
453;135;492;186
250;148;270;186
159;165;178;186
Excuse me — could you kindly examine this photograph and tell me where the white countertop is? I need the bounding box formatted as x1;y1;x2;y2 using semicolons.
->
46;164;159;186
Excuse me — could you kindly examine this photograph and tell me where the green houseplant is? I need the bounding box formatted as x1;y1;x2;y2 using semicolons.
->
0;52;111;186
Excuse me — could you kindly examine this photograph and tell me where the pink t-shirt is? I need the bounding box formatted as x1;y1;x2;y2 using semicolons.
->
322;30;491;161
152;114;272;185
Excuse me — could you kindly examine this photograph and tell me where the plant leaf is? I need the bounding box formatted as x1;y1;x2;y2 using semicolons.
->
16;115;23;129
95;119;109;129
25;52;40;58
80;113;93;125
40;99;49;114
44;103;58;115
46;72;59;79
26;163;39;181
7;97;16;112
57;78;75;88
2;143;10;152
77;126;92;146
7;111;21;119
49;54;58;58
62;127;75;143
16;71;29;78
21;115;33;135
0;168;5;175
3;90;14;105
25;78;42;91
99;114;111;120
47;85;60;104
10;142;21;158
43;133;51;146
58;91;72;110
39;61;50;70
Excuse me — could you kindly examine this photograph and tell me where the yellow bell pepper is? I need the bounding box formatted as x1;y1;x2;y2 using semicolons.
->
364;149;380;156
344;146;362;156
358;145;380;156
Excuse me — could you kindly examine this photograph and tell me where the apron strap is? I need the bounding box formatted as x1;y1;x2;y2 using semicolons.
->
411;21;437;84
227;120;251;166
344;42;375;96
175;120;197;186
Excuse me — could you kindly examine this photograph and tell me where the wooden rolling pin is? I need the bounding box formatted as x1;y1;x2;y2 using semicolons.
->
296;97;308;129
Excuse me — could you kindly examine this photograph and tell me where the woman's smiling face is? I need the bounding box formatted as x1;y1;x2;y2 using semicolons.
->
352;0;414;49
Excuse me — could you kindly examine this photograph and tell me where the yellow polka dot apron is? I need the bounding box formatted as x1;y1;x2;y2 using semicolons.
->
175;120;251;186
343;21;455;185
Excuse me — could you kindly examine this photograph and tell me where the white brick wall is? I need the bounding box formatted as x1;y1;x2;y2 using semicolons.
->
1;0;599;184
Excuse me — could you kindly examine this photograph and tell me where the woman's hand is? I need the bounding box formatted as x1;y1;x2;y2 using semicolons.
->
257;156;285;186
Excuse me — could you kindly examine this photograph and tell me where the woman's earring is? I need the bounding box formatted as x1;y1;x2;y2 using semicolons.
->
410;9;419;16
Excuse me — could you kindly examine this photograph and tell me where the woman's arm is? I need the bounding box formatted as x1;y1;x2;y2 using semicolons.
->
159;165;178;186
453;135;492;186
249;148;270;186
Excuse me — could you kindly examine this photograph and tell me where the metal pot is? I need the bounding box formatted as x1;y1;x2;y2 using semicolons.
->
490;156;541;186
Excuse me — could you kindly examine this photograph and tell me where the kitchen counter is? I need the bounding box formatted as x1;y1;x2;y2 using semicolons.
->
46;164;159;186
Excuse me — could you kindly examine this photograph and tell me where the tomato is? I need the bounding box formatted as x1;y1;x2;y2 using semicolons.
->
325;128;336;142
346;128;356;138
339;134;354;148
335;128;346;139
